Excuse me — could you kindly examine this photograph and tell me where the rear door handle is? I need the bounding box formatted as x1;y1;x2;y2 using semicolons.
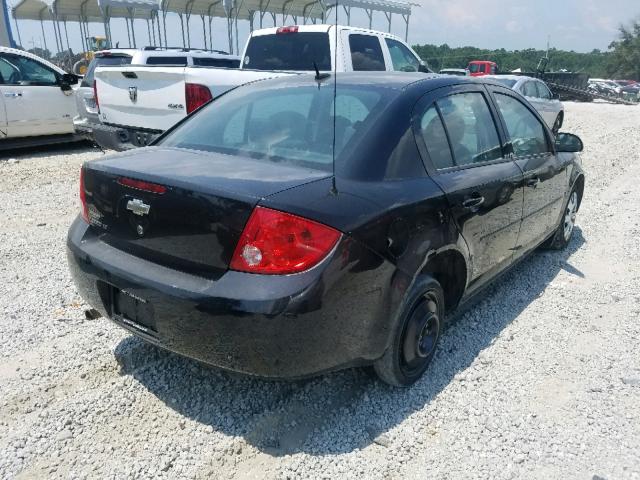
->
526;177;540;188
462;196;485;209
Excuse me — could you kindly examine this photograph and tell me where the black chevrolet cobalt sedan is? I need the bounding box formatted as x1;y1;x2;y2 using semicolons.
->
67;73;585;386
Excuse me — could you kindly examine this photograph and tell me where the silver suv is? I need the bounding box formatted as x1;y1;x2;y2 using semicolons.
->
73;48;240;141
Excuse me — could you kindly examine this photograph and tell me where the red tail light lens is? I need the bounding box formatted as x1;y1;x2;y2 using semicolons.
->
93;80;99;112
276;26;299;34
80;168;89;223
185;83;212;114
117;177;167;194
230;206;341;275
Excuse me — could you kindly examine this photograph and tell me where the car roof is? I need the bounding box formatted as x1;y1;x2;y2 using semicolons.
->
249;24;407;42
250;72;496;92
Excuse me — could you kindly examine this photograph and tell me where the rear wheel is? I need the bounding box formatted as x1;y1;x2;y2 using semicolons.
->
374;277;444;386
543;187;579;250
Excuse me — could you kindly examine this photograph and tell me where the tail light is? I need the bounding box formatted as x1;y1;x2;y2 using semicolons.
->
230;206;341;275
276;26;299;34
79;168;89;223
185;83;212;114
117;176;167;194
93;79;99;112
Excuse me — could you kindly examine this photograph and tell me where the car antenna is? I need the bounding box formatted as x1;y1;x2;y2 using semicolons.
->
313;61;330;81
330;13;338;195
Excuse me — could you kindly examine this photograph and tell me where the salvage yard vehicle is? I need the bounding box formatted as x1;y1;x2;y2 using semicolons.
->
67;73;585;386
91;24;429;151
439;68;469;76
0;46;81;150
74;48;240;141
485;75;564;133
467;60;498;76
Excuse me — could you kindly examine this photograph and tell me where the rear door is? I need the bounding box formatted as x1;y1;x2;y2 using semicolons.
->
0;52;74;137
0;91;6;137
414;85;524;292
489;87;567;252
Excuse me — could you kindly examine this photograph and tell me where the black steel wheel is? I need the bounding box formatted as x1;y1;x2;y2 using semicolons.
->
374;277;444;386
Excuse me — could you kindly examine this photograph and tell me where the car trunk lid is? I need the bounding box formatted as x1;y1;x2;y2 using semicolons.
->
82;147;330;277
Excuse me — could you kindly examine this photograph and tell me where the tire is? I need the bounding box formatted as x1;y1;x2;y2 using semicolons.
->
374;276;444;387
73;59;89;76
552;112;564;136
543;187;579;250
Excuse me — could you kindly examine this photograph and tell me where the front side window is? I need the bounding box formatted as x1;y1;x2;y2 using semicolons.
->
385;38;420;72
536;81;552;99
420;106;454;170
436;92;502;167
160;84;386;171
0;54;57;85
349;34;385;71
495;93;549;157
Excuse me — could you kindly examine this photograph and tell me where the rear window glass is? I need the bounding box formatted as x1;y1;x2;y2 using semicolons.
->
349;34;385;71
193;57;240;68
81;55;132;87
159;84;386;172
243;32;330;71
491;78;517;88
146;56;188;66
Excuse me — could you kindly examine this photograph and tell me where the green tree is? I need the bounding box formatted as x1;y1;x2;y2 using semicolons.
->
607;20;640;80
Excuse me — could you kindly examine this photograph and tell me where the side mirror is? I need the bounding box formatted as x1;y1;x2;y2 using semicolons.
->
556;132;583;153
418;61;431;73
552;93;560;100
60;73;79;86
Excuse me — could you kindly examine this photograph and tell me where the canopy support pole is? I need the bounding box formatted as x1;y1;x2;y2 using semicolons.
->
207;1;221;51
402;13;409;42
366;8;373;29
13;17;23;48
162;1;169;48
125;16;131;47
146;19;152;45
178;13;186;47
384;11;392;32
200;15;206;49
39;17;48;53
185;0;195;48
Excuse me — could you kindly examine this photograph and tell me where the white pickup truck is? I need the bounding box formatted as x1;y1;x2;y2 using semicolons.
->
92;24;430;151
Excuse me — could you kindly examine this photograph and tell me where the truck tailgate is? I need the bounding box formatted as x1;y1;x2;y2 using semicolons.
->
95;66;188;131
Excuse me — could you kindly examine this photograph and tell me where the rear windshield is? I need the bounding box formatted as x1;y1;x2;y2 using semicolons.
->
243;32;331;71
193;57;240;68
146;56;188;66
159;82;387;171
81;55;132;87
492;78;517;88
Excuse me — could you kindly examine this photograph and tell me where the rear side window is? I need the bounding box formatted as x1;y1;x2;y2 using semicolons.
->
81;55;132;87
385;38;420;72
193;57;240;68
243;32;330;71
146;56;188;66
437;93;502;167
495;93;549;157
349;34;385;71
420;107;454;170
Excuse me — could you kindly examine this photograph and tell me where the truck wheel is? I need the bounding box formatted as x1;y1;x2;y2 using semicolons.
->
374;276;444;387
73;59;89;76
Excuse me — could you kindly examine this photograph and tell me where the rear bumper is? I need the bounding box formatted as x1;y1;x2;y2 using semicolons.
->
92;122;162;152
66;217;396;378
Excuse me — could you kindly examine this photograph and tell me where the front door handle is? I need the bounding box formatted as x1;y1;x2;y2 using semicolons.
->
462;196;485;209
3;92;23;98
526;177;540;188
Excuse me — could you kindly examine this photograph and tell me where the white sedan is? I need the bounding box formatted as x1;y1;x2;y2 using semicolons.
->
485;75;564;133
0;47;80;149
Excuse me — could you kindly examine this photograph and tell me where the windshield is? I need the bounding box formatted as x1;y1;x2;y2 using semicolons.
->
159;81;387;172
243;32;331;71
468;63;481;73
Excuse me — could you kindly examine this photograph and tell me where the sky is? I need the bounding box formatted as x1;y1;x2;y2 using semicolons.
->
8;0;640;56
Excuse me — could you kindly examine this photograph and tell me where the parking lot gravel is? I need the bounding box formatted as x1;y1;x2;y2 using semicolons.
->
1;103;639;480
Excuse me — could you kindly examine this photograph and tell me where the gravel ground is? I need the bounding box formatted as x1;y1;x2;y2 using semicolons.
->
1;102;639;480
